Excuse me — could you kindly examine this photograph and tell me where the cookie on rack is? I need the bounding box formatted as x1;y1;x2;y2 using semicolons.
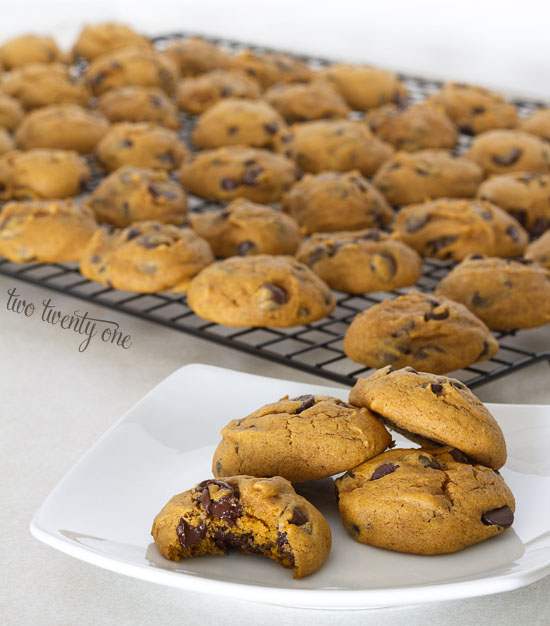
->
0;94;25;131
264;82;350;122
524;230;550;269
0;34;66;69
187;254;335;327
212;395;392;483
189;198;301;257
72;22;152;60
231;49;313;88
343;290;498;374
152;475;332;579
435;255;550;330
163;37;232;76
372;150;483;205
518;108;550;142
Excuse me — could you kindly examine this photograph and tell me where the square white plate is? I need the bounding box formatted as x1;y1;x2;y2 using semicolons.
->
30;364;550;610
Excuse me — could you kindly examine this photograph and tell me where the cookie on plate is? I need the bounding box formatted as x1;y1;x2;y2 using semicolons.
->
265;82;350;122
296;229;422;293
187;254;335;327
282;171;394;233
0;94;25;131
525;230;550;269
343;290;498;374
518;108;550;142
213;395;392;482
163;37;232;76
152;475;332;579
435;255;550;330
72;22;152;60
373;150;483;205
189;198;301;257
335;447;515;554
231;49;312;88
0;34;66;69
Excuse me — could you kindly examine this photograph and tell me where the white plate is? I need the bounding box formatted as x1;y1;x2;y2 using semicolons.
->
30;364;550;610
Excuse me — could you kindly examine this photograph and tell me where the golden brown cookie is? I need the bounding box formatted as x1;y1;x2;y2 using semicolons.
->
152;476;332;579
466;130;550;175
296;229;422;293
518;108;550;142
15;104;109;153
88;166;188;227
189;198;301;257
348;365;507;468
72;23;152;60
95;122;187;171
435;255;550;330
282;170;394;233
373;150;483;205
265;82;350;122
176;70;261;115
0;199;97;262
163;37;232;76
0;94;25;131
525;230;550;269
213;395;392;482
426;82;518;135
335;447;515;554
187;254;335;327
231;49;312;88
80;222;213;293
0;34;66;69
392;198;528;260
0;129;15;155
192;98;286;149
0;149;90;200
275;120;394;177
343;291;498;374
179;146;299;203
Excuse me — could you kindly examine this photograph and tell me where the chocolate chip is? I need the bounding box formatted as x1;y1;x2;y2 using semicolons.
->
220;87;233;97
351;523;361;535
469;254;484;260
125;227;141;241
419;455;441;470
308;245;326;265
293;394;315;413
264;122;279;134
298;306;310;317
371;462;398;480
415;345;445;359
472;106;486;115
478;340;490;359
427;235;458;255
518;172;541;184
359;230;381;241
289;508;308;526
118;138;134;148
506;225;521;242
149;94;163;107
198;480;242;526
406;214;429;233
227;125;239;135
415;168;431;176
481;505;514;528
430;383;444;395
492;148;522;167
90;255;101;264
450;448;470;464
424;309;450;321
148;184;177;200
472;291;493;308
280;133;294;143
176;518;206;549
237;240;255;255
242;167;263;186
156;151;176;166
351;176;368;193
264;283;288;304
220;177;238;190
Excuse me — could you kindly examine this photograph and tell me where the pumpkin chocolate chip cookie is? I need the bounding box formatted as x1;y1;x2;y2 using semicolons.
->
163;37;232;77
231;49;313;88
0;34;66;69
72;22;152;61
265;82;350;122
518;108;550;142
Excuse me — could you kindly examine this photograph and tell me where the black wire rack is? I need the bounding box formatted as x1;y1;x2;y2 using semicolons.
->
1;33;549;389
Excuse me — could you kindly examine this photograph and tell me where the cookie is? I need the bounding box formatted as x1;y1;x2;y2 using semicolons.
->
0;94;25;131
296;229;422;293
435;255;550;330
335;447;515;554
265;82;350;122
179;146;299;203
525;230;550;269
0;199;97;263
348;365;507;468
189;198;301;257
88;166;188;227
318;64;407;110
151;475;332;579
85;47;178;96
95;86;180;129
187;254;335;327
518;108;550;142
176;70;261;115
373;150;483;205
0;149;90;200
80;222;214;293
0;129;15;155
275;120;394;177
426;82;518;135
164;37;232;76
231;49;312;88
95;122;187;171
72;23;152;60
392;198;528;260
192;98;286;149
364;103;458;151
2;62;90;110
0;34;66;69
282;170;394;233
344;290;498;374
466;130;550;175
477;171;550;237
212;395;392;483
14;104;109;153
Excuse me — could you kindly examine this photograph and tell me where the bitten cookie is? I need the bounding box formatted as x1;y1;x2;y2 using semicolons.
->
151;476;332;579
164;37;232;76
426;82;518;135
80;222;214;293
435;255;550;330
0;149;90;200
525;230;550;269
213;395;392;482
392;198;528;260
189;198;301;257
0;34;66;69
518;108;550;142
348;365;507;468
95;122;187;171
335;447;515;554
373;150;483;205
265;82;350;122
0;94;25;131
296;229;422;293
179;147;299;203
282;171;394;233
275;120;394;177
343;291;498;374
88;166;188;227
231;49;312;88
0;199;97;262
72;22;152;60
477;171;550;237
187;254;335;327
